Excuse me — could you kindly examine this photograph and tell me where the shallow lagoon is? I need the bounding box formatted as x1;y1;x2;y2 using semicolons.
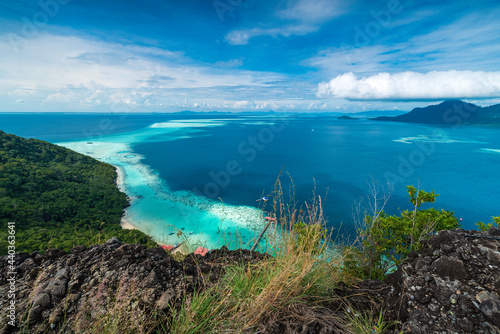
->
59;120;268;250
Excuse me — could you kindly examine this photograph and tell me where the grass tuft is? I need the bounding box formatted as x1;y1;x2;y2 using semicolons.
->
167;173;350;333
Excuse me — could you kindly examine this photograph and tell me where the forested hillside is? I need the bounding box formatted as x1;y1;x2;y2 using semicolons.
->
0;130;156;254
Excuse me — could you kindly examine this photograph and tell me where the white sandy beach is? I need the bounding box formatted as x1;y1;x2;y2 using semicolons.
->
57;125;268;252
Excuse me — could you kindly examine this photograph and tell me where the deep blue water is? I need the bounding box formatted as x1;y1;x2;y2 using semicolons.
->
1;113;499;237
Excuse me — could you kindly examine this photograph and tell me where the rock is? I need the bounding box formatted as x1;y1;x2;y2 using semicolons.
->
44;248;66;260
71;245;86;254
431;256;468;280
156;288;175;310
1;228;499;333
105;237;121;245
30;292;51;322
457;317;474;332
0;242;269;333
479;298;500;327
478;246;500;266
384;228;500;333
45;268;69;301
476;290;495;303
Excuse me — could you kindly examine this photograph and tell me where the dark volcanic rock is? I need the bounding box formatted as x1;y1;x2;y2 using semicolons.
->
2;228;499;333
431;256;468;280
385;228;500;333
0;240;267;334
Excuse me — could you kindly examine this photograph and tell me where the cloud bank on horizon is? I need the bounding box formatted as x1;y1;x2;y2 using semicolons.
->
317;71;500;100
0;0;500;112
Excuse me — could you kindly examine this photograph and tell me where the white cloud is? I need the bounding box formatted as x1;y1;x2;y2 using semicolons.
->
225;30;251;46
0;32;292;110
233;100;250;108
215;59;243;68
306;8;500;78
46;92;77;103
317;71;500;100
279;0;344;23
225;25;316;46
225;0;344;45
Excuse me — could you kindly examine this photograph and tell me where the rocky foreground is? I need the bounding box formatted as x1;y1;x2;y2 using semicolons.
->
1;228;499;333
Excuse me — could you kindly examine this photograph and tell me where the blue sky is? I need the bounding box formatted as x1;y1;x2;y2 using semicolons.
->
1;0;500;112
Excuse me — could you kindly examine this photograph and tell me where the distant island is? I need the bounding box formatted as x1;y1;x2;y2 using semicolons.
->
338;115;359;120
372;100;500;126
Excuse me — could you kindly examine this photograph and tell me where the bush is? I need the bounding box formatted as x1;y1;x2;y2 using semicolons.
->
476;216;500;231
344;185;460;280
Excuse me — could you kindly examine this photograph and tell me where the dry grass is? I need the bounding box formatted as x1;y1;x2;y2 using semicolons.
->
168;174;349;333
72;275;157;334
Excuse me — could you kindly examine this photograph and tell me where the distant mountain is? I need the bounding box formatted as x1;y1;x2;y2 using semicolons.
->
372;100;500;126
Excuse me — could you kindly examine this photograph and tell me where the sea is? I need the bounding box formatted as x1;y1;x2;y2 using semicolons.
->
1;112;499;250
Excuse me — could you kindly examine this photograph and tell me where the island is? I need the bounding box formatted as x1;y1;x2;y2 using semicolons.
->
337;115;359;120
372;100;500;126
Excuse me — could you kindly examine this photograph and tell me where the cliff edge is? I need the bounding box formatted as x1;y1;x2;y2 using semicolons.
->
1;228;499;333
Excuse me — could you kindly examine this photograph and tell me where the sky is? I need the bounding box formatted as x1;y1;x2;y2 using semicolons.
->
1;0;500;113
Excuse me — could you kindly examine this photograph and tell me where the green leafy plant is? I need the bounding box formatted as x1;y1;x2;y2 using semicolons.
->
476;216;500;231
345;185;460;280
344;307;398;334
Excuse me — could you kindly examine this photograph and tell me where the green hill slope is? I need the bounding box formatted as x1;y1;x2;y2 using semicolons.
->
0;130;156;254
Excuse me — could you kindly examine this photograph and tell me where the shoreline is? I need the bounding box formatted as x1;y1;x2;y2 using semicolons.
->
58;137;267;252
120;218;138;230
114;165;140;231
115;165;126;192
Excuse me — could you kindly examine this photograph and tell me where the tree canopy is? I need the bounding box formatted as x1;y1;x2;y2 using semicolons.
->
0;130;156;254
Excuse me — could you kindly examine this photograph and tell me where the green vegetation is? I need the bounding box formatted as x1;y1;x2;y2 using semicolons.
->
344;185;460;280
343;307;397;334
476;216;500;231
0;130;156;255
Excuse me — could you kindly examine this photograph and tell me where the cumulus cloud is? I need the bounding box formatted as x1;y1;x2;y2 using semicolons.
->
233;100;250;108
317;71;500;100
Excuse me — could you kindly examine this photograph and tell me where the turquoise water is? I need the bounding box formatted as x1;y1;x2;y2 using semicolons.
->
1;113;499;249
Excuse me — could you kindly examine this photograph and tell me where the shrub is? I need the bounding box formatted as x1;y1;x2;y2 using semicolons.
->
345;185;460;280
476;216;500;231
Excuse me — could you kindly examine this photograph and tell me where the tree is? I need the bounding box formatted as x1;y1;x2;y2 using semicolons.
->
344;185;460;280
0;130;157;255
